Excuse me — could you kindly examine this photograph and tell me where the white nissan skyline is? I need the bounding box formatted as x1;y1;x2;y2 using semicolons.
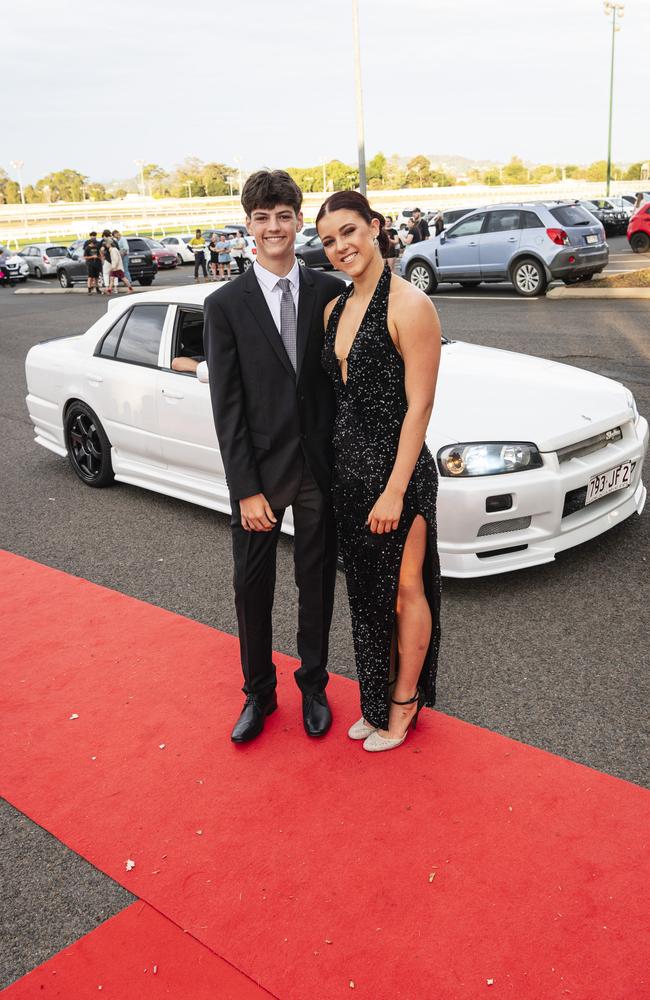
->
25;284;648;578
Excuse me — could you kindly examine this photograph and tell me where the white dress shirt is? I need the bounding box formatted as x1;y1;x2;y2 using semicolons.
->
253;258;300;334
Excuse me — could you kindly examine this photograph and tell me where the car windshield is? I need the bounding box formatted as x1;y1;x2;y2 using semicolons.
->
549;205;596;227
46;247;68;257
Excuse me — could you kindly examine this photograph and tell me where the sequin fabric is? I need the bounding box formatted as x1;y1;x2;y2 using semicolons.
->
322;264;441;729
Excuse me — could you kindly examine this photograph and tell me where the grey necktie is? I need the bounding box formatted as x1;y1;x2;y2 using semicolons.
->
276;277;297;372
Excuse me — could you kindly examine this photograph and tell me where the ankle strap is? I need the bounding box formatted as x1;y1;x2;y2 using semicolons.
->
391;693;419;706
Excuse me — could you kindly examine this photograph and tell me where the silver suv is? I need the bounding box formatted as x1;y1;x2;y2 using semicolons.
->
401;202;608;297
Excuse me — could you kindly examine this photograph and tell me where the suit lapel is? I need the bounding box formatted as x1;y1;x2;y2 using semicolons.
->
296;267;316;382
242;267;295;378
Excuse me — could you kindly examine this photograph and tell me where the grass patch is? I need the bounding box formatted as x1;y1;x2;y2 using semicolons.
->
592;267;650;288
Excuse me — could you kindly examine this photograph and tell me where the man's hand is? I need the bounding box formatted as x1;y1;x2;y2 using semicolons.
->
239;493;277;532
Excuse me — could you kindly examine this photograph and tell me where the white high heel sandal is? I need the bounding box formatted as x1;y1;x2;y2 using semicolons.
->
362;690;424;752
347;718;377;740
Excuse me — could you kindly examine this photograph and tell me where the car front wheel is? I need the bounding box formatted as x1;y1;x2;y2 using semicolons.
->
511;258;547;297
58;270;72;289
177;254;183;265
406;260;437;294
630;232;650;253
65;402;114;487
139;277;154;285
34;266;43;279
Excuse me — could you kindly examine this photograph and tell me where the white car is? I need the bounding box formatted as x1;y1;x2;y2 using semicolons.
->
159;233;257;268
25;285;648;578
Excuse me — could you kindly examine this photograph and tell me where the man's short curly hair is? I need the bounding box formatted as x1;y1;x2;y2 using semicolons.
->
241;170;303;217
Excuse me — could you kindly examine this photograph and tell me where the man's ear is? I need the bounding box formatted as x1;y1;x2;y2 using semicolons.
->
245;215;252;236
296;210;304;233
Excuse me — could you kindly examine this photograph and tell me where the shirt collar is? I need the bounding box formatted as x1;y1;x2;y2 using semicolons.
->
254;257;300;293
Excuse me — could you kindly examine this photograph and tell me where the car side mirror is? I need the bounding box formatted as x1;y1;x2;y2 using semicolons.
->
439;233;446;244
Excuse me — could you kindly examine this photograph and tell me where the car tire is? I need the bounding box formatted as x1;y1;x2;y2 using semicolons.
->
58;270;72;289
139;277;154;285
630;232;650;253
64;401;114;488
405;260;438;294
511;258;547;297
241;258;252;271
177;254;183;265
460;281;481;288
34;267;42;279
296;256;307;267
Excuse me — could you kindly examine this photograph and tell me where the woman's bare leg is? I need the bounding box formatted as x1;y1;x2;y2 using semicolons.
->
380;515;431;738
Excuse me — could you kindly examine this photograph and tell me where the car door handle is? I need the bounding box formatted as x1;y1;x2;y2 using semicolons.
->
507;237;518;242
162;389;184;400
86;372;103;382
467;241;478;246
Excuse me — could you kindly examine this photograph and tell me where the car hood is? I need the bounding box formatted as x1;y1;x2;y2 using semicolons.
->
428;341;632;453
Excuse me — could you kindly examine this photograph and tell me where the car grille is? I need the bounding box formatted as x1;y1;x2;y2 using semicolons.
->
477;516;531;537
562;486;588;518
556;426;622;463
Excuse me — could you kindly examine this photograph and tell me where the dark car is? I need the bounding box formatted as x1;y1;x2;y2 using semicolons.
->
65;237;157;287
142;238;177;269
295;235;331;269
579;200;627;237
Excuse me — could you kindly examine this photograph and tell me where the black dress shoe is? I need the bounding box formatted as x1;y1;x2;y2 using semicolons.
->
302;691;332;737
231;692;278;743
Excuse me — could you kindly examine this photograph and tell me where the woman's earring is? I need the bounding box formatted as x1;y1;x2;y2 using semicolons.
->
373;236;379;248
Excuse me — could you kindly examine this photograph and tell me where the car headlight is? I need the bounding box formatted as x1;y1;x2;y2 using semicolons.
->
437;442;543;477
625;390;638;422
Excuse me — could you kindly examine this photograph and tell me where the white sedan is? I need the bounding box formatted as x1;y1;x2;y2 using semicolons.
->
25;285;648;578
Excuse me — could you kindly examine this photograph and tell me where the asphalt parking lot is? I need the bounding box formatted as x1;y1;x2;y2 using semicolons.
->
1;240;649;987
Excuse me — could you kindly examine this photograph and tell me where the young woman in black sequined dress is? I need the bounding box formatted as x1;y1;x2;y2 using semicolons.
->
317;191;442;752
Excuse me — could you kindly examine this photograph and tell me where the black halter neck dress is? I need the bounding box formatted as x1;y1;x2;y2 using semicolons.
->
322;265;441;730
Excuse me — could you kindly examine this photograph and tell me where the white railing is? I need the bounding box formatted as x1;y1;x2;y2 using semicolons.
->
0;181;644;244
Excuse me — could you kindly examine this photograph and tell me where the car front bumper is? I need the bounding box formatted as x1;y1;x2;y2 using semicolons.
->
436;415;648;578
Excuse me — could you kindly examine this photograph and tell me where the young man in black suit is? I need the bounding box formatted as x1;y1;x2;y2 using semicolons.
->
203;170;345;743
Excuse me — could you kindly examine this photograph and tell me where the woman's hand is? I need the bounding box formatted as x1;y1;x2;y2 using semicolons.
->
367;488;403;534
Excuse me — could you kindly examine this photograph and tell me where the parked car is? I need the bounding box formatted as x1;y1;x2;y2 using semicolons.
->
402;202;608;297
55;247;104;289
200;230;257;268
579;199;627;236
627;202;650;253
19;244;71;279
159;234;196;264
294;235;332;269
140;238;177;269
25;284;647;579
69;237;158;286
441;207;479;230
1;250;29;283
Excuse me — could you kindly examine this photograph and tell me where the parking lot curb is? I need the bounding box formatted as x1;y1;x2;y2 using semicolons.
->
13;287;146;296
547;286;650;300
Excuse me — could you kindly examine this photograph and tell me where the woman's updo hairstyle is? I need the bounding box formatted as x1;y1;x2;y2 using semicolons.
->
316;190;390;255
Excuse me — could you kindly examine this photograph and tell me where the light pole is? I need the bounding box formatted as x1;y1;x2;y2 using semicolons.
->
186;180;193;199
604;2;624;197
351;0;367;195
134;159;146;198
233;156;243;195
10;159;26;224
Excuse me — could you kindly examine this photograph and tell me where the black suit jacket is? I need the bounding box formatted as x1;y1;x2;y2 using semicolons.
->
203;265;346;508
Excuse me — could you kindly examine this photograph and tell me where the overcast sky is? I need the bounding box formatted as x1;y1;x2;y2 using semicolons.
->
3;0;648;185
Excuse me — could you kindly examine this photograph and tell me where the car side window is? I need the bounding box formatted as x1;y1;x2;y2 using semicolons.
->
485;210;521;234
115;305;168;366
447;213;486;238
172;309;204;367
520;211;544;229
99;313;129;358
128;239;149;252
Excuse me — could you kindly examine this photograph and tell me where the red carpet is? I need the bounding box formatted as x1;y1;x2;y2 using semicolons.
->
1;550;648;999
3;902;272;998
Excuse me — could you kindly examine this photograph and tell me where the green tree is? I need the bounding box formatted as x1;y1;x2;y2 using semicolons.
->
585;160;607;182
563;164;584;179
502;156;528;184
405;154;433;187
201;162;231;196
325;160;359;191
624;162;644;180
368;152;387;185
482;169;502;186
35;168;87;202
530;164;558;183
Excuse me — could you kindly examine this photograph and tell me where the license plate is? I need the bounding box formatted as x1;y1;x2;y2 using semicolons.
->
130;257;143;263
585;461;633;505
586;234;598;244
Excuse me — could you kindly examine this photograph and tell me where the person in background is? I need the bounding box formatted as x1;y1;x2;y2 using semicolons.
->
412;207;430;240
216;232;232;280
107;240;134;294
433;209;444;236
208;234;220;280
113;230;131;284
230;230;247;275
83;231;102;294
100;230;113;291
404;216;422;247
190;228;208;282
382;215;400;272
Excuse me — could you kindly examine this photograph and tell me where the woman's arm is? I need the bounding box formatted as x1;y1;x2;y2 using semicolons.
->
367;283;441;534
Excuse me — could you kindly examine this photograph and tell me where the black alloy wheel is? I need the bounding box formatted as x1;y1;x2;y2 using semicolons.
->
630;232;650;253
139;277;154;285
58;269;72;289
65;402;114;487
